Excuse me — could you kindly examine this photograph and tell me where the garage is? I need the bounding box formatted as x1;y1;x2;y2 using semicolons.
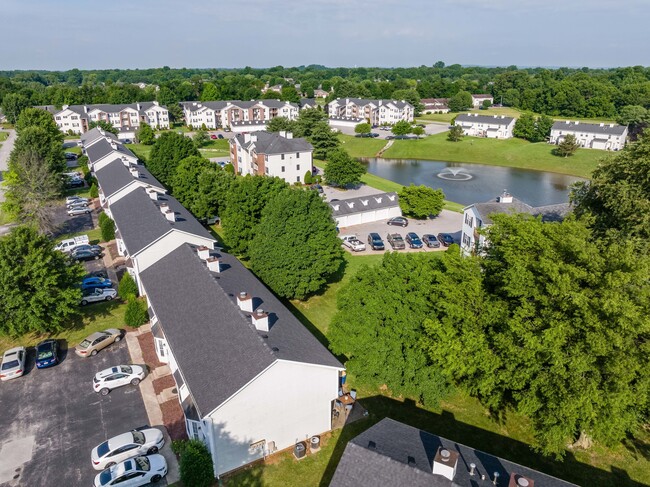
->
330;192;402;228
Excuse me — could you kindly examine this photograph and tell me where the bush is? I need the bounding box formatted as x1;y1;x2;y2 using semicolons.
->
99;215;116;242
304;170;314;185
178;439;214;487
124;296;148;328
98;211;109;226
89;183;99;198
118;272;138;299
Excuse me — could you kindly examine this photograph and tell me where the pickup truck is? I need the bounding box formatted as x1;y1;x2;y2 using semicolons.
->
387;233;406;250
340;235;366;252
55;235;89;253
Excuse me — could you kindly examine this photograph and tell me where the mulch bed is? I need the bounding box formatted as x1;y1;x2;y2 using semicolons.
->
160;399;188;441
136;332;163;370
107;241;120;261
153;374;176;395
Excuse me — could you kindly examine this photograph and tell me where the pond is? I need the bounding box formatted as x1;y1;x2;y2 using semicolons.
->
361;158;587;207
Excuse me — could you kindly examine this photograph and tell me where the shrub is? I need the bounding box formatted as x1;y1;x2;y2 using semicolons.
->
124;296;148;328
178;439;214;487
99;215;116;242
89;183;99;198
304;170;314;185
118;272;138;299
98;211;109;226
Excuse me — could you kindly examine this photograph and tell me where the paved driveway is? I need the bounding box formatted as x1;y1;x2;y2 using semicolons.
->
0;340;160;487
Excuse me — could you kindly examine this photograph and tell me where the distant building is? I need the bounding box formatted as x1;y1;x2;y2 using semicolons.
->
454;113;515;139
181;100;299;131
549;121;627;151
326;98;414;126
300;98;319;110
230;130;313;184
461;191;571;255
421;98;450;114
471;94;494;108
314;88;330;98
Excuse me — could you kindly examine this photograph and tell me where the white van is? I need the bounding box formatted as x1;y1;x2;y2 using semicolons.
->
55;235;90;253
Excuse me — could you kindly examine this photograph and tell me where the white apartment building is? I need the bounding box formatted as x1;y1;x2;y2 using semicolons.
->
230;130;313;184
471;94;494;108
181;100;299;131
326;98;414;126
454;113;516;138
549;121;628;151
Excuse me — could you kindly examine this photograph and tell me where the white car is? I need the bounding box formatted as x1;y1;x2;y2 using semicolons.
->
93;365;146;395
340;235;366;252
91;429;165;470
81;288;117;305
94;454;168;487
0;347;26;381
68;205;92;216
55;234;89;253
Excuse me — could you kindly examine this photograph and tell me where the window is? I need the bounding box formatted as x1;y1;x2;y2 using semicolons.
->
281;166;285;172
296;176;300;182
296;164;300;171
296;152;300;158
281;154;285;160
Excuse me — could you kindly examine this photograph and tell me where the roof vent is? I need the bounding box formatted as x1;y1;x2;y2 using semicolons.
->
492;472;500;486
387;194;396;201
432;446;459;481
207;256;220;273
332;204;340;211
237;292;253;312
347;202;354;209
407;456;416;466
373;196;383;204
271;347;279;352
197;246;210;260
508;473;534;487
361;199;369;206
368;441;376;449
252;309;269;332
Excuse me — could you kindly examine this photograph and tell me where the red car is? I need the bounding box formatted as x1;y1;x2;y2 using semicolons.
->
210;134;218;139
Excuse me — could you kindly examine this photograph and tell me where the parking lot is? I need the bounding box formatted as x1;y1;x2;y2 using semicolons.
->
0;340;162;487
331;121;449;139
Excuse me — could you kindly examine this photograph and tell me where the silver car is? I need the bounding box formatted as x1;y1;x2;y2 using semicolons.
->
66;196;89;206
68;205;92;216
81;288;117;305
0;347;26;381
91;428;164;470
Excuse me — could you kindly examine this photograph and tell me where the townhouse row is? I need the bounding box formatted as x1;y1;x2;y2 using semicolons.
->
83;127;345;478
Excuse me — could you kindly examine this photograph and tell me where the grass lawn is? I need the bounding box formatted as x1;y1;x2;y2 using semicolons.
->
66;146;82;155
0;131;8;142
126;143;153;161
383;132;605;178
338;134;386;158
417;107;617;125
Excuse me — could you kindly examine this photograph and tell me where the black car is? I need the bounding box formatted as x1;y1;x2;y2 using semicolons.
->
310;184;324;194
387;216;408;227
67;179;84;188
355;133;374;138
405;232;423;249
35;339;60;369
217;134;224;139
370;132;380;138
422;234;441;248
367;233;385;251
71;248;102;261
85;269;109;280
437;233;455;247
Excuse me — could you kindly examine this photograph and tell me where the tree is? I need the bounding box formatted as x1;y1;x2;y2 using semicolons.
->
89;183;99;198
534;114;554;142
124;296;148;328
447;124;464;142
193;168;235;220
571;131;650;243
250;189;344;299
308;121;341;159
513;113;536;141
16;108;62;142
89;120;118;135
221;176;288;256
398;184;444;218
0;226;83;336
100;215;116;242
391;120;412;136
192;128;209;148
1;93;29;124
411;126;425;139
118;272;139;299
178;440;214;487
266;116;295;133
323;148;366;187
303;170;314;185
448;91;473;111
200;82;219;101
354;123;371;135
171;155;212;209
329;252;449;406
136;122;155;145
481;99;492;109
292;108;328;138
10;126;66;174
554;133;580;157
617;105;649;140
424;215;650;455
280;85;300;103
147;132;200;186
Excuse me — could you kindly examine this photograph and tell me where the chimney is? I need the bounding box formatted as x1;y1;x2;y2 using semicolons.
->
136;103;141;111
159;202;169;215
432;447;459;481
244;133;251;143
206;256;221;273
62;104;69;110
279;130;286;138
153;101;159;106
600;123;604;127
508;472;534;487
110;142;118;150
129;166;140;178
237;292;254;312
609;123;615;128
83;105;88;113
164;209;176;222
285;132;293;139
250;134;257;143
251;309;269;332
497;190;513;204
197;246;211;260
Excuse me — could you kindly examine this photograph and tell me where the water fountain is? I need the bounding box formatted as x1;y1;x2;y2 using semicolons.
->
437;167;472;181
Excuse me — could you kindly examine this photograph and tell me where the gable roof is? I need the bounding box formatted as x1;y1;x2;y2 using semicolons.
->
472;94;494;99
181;100;299;113
85;138;136;164
329;192;400;217
330;418;577;487
80;127;118;146
468;194;571;225
139;244;342;417
235;131;313;155
95;158;164;199
109;188;212;256
455;113;514;126
551;121;627;136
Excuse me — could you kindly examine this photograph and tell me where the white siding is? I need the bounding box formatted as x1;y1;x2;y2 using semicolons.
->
135;231;216;274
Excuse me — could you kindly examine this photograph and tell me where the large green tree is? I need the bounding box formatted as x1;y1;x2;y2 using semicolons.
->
513;113;536;140
292;108;328;138
329;252;450;406
424;215;650;456
10;126;65;174
1;93;29;124
266;116;295;133
617;105;649;140
323;148;366;187
136;122;155;145
89;120;118;135
193;168;236;220
0;227;84;336
554;133;580;157
16;108;63;142
391;120;412;136
448;91;473;111
447;124;464;142
354;122;371;135
147;132;200;186
398;184;444;219
250;189;344;299
308;121;341;159
171;155;212;209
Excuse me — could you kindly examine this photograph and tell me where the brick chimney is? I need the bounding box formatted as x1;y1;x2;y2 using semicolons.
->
432;447;459;481
197;246;211;260
251;309;269;331
164;209;176;222
237;292;253;312
206;257;220;273
146;187;158;201
129;166;140;178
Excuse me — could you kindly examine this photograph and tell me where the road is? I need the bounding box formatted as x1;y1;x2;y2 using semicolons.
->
0;129;16;203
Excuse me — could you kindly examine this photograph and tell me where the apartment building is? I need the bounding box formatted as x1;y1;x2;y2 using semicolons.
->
326;98;414;126
181;100;299;131
471;94;494;108
454;113;516;138
549;121;628;150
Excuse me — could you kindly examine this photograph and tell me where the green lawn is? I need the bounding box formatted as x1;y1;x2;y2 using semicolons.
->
417;107;617;125
338;134;386;158
0;131;8;142
382;132;605;178
66;146;82;155
126;143;153;161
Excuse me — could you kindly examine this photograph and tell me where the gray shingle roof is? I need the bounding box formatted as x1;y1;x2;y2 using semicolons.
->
455;114;515;126
330;192;400;217
139;244;342;417
181;100;298;113
234;131;313;155
551;121;627;136
469;194;572;225
109;188;213;256
334;98;413;110
80;127;118;146
95;158;164;199
86;138;136;164
330;418;578;487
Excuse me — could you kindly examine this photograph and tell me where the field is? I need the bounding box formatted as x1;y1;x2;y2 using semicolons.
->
126;139;229;162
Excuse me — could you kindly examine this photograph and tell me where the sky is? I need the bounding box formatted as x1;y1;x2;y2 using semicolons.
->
1;0;649;70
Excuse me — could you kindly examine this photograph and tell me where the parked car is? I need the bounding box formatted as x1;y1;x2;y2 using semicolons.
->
367;233;385;251
217;134;224;139
75;244;103;254
65;152;78;160
405;232;423;249
82;277;114;290
67;179;85;188
310;184;324;194
76;329;122;357
340;235;366;252
81;288;117;305
387;233;406;250
91;428;164;469
370;132;380;137
55;235;89;253
93;365;146;396
66;196;89;206
35;339;60;369
0;346;26;381
68;205;92;216
94;454;168;487
85;269;109;280
422;234;441;248
387;216;408;227
210;134;218;139
72;248;103;262
437;233;455;247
